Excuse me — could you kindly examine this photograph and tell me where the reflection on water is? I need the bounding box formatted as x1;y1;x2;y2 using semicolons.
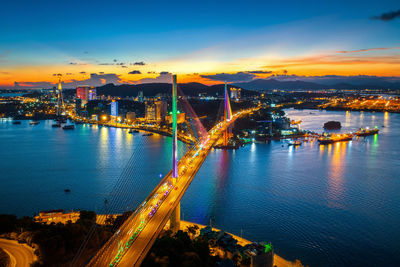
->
1;110;400;266
183;109;400;267
326;142;346;208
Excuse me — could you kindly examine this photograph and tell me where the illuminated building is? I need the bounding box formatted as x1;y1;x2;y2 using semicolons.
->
165;112;185;124
145;100;167;122
75;98;82;115
111;100;118;117
137;91;144;102
76;86;97;105
126;112;136;122
230;87;241;101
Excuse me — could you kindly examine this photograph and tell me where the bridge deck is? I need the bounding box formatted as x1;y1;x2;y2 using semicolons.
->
87;108;257;267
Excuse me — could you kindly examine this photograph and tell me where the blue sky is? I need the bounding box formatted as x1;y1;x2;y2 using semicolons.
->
1;0;399;88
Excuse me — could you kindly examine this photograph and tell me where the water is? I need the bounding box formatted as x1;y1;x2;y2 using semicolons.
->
1;110;400;266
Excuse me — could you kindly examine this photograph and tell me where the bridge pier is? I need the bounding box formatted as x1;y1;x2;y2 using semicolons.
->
169;202;181;232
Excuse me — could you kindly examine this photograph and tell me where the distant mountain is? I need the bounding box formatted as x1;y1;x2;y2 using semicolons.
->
234;78;400;91
96;82;258;97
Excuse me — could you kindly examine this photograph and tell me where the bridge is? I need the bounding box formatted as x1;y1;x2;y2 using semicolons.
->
77;76;258;267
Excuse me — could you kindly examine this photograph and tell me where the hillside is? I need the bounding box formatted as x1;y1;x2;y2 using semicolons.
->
96;83;259;97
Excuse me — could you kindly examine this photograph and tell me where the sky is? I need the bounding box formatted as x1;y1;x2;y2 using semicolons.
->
0;0;400;88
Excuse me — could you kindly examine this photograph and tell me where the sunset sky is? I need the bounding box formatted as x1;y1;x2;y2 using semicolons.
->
1;0;400;88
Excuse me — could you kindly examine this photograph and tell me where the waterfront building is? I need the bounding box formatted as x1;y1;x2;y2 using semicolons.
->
165;112;185;124
145;100;167;122
111;100;118;117
126;112;136;122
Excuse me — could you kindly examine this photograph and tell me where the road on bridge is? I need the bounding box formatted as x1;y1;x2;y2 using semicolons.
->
0;238;36;267
87;107;259;267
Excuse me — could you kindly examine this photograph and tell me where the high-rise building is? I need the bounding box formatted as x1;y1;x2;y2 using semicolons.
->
75;98;82;115
111;100;118;117
76;86;96;105
145;100;167;122
137;91;144;102
230;87;241;101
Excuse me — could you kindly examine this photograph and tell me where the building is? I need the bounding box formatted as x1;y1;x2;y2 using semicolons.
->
126;112;136;122
145;100;167;122
34;210;80;224
230;87;241;101
111;100;118;117
76;86;97;105
137;91;144;102
75;98;82;115
165;112;185;124
34;210;121;225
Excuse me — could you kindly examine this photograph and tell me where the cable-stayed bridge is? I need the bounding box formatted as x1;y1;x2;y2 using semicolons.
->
74;77;258;267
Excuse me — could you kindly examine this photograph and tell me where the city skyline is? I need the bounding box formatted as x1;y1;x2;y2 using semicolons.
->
1;0;400;89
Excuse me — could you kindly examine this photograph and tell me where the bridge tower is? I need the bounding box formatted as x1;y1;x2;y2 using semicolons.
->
223;81;232;146
56;75;64;117
170;74;180;232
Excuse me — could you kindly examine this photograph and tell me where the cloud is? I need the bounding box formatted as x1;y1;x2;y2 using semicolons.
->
0;71;9;75
132;61;146;66
266;74;400;86
371;9;400;21
68;62;86;65
14;73;123;89
336;47;400;53
113;59;118;62
136;72;172;84
128;70;142;74
246;70;273;74
99;63;113;65
201;71;256;82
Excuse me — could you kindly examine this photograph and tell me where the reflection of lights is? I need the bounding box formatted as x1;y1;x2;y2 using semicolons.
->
384;112;389;124
250;142;256;152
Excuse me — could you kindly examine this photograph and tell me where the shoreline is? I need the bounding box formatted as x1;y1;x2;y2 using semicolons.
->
179;220;300;267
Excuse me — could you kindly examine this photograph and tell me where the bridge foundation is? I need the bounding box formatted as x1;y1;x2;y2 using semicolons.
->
169;202;181;232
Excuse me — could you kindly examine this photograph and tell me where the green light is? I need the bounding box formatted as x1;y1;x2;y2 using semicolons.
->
264;242;273;253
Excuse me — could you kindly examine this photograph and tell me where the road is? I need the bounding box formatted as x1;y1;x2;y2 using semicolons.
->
86;107;258;267
0;239;36;267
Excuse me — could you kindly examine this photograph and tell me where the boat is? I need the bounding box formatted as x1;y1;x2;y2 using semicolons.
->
12;121;21;125
30;121;40;125
318;133;353;144
355;127;379;137
288;140;302;146
62;125;75;130
52;123;61;128
129;129;139;134
142;133;153;136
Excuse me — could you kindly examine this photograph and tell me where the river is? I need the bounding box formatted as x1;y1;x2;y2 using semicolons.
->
0;109;399;266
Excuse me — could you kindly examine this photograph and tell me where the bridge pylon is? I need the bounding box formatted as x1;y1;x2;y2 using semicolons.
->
170;74;181;232
56;75;64;117
223;81;232;146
